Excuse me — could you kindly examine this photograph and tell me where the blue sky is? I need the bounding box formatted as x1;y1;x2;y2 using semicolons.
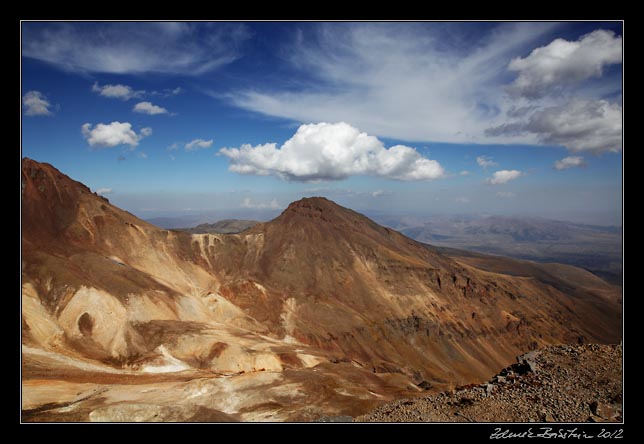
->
21;21;622;225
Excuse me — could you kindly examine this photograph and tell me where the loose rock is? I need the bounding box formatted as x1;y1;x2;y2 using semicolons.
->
356;344;622;423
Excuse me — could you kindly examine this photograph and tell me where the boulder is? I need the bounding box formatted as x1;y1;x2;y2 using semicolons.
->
590;401;617;420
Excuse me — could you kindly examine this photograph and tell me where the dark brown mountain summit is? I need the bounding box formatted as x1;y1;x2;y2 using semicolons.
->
21;158;621;421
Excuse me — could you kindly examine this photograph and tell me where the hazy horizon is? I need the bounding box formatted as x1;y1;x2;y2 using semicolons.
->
136;201;622;228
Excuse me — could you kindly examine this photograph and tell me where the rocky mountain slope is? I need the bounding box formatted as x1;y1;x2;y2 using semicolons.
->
357;343;622;422
21;158;622;421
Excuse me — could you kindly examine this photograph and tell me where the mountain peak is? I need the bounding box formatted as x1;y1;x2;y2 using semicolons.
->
285;196;337;213
277;196;365;227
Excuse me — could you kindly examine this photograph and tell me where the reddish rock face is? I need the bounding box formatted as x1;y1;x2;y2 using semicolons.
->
21;158;622;421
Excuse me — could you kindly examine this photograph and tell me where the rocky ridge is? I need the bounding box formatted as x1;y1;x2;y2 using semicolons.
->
357;343;622;423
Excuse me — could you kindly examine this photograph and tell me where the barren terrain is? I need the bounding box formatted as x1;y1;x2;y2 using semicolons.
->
358;343;622;423
21;158;622;422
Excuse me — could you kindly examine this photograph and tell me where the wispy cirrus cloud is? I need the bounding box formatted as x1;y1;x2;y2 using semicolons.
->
165;139;213;153
23;22;251;75
92;82;182;103
185;139;213;151
554;156;586;170
241;197;281;209
150;87;183;98
226;22;560;144
224;23;621;159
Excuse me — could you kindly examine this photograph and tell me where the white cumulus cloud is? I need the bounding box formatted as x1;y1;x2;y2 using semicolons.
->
496;191;516;198
508;30;622;98
133;101;169;115
95;187;112;195
219;122;444;182
486;170;523;185
476;155;498;169
92;82;143;100
81;121;151;148
554;156;586;170
185;139;213;151
455;196;470;203
22;91;53;116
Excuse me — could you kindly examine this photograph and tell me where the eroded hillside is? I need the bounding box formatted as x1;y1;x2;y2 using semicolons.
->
21;158;622;421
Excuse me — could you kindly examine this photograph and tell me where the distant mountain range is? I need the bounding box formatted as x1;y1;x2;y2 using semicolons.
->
368;214;622;285
175;219;260;234
147;211;277;229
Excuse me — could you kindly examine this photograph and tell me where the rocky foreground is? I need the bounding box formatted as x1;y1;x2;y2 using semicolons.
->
356;344;622;423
